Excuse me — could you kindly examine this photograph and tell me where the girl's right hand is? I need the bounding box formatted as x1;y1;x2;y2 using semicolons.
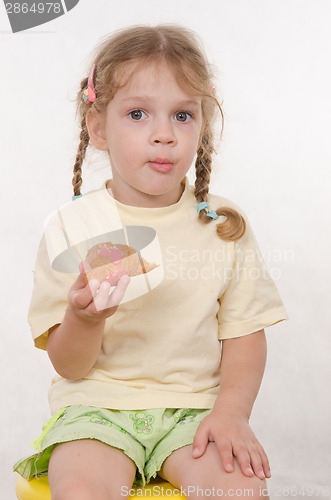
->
67;261;130;322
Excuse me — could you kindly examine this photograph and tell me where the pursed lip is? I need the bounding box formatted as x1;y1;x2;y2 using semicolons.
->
148;157;174;173
150;157;172;164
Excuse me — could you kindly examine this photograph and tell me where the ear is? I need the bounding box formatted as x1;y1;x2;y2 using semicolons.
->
86;109;108;151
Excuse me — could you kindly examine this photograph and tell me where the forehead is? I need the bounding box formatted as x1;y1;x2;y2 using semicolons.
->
115;60;200;101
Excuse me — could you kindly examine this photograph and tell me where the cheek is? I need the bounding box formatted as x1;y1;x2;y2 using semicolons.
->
108;129;143;167
106;125;127;151
182;125;202;152
113;122;143;146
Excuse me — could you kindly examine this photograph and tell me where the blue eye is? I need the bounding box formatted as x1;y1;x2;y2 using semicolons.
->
174;111;192;122
129;110;147;121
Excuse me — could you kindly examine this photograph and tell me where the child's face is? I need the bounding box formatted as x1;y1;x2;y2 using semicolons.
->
88;61;204;207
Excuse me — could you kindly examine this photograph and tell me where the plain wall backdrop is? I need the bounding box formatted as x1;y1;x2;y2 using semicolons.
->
1;0;330;498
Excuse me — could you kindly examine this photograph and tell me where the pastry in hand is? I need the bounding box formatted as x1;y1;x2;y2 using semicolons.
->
84;241;158;286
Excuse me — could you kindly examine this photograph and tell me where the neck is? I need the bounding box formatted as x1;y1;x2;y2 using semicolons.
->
107;179;186;208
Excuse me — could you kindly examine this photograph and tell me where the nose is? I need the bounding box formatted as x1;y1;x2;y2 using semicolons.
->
150;116;176;145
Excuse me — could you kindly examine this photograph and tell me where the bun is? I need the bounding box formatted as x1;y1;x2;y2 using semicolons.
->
84;241;158;286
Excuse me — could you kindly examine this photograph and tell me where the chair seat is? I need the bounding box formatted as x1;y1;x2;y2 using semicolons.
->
16;475;185;499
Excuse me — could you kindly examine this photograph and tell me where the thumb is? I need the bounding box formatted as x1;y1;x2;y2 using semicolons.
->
192;425;209;459
70;262;99;310
76;261;92;285
79;260;92;275
70;261;92;292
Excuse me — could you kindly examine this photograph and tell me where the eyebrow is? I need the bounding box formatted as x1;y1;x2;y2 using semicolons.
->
120;96;201;108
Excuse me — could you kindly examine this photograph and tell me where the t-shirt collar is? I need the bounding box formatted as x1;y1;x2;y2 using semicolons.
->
102;176;193;220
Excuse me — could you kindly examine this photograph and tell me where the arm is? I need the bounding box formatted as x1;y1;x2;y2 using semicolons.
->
47;307;105;381
215;328;267;419
47;265;130;381
192;329;271;480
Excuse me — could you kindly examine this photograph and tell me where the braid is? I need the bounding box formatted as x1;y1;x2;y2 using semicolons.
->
72;114;89;197
195;125;246;242
72;73;95;197
194;128;213;203
73;74;93;198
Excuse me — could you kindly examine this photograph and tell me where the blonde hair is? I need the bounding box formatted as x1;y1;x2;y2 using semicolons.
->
73;24;246;241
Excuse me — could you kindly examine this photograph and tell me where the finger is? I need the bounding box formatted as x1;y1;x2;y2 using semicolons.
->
232;441;254;477
246;443;265;480
71;278;100;309
70;261;93;294
93;275;130;312
215;439;234;473
71;269;89;291
79;260;92;274
192;425;209;458
103;275;131;310
93;280;112;311
252;441;271;479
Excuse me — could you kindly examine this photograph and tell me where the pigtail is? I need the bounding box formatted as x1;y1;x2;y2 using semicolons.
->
72;77;91;197
195;126;246;242
72;114;90;197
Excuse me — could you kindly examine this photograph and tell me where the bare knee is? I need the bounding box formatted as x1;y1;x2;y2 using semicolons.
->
177;481;266;499
187;474;268;500
48;439;136;500
160;443;269;500
225;474;268;500
51;481;105;500
51;478;133;500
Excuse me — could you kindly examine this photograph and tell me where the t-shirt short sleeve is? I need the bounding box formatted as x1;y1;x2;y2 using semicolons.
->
28;225;77;351
217;214;288;340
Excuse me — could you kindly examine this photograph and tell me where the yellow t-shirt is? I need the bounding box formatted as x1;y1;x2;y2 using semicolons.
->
28;176;287;414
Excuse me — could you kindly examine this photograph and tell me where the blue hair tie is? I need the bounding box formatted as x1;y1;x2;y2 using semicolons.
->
206;210;219;220
197;201;219;220
197;201;209;214
72;194;83;201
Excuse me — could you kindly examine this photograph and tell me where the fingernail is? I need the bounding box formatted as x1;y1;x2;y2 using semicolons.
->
247;467;254;475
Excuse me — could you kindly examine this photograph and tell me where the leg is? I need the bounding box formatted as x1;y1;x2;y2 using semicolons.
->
48;439;136;500
158;443;269;499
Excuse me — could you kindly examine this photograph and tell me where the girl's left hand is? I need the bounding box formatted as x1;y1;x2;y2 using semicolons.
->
192;410;271;480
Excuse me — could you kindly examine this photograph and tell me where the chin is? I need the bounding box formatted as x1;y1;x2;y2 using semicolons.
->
134;182;168;195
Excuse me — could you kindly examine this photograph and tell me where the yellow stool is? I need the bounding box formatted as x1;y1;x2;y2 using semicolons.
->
16;475;186;499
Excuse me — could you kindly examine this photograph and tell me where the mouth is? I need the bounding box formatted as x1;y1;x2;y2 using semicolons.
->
149;158;173;173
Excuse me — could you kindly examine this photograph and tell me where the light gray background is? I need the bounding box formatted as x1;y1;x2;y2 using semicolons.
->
1;0;330;498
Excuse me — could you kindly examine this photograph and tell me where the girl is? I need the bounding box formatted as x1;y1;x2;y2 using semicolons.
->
14;24;287;499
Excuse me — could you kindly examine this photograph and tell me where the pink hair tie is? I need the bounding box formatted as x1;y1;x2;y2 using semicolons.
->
209;84;216;97
82;63;96;104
